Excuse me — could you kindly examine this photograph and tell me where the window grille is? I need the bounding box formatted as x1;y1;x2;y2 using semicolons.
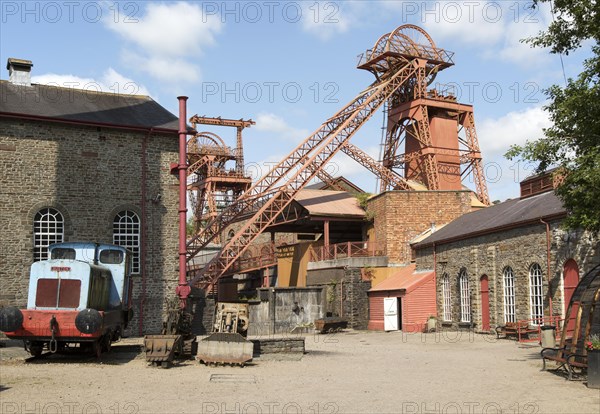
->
442;273;452;321
503;267;516;323
113;211;140;274
33;208;64;261
459;269;471;323
529;263;544;325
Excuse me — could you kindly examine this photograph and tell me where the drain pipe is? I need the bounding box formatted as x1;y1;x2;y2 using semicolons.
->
138;128;153;335
175;97;191;308
540;218;553;322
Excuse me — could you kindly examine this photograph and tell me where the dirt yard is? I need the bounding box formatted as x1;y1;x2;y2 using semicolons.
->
1;330;598;414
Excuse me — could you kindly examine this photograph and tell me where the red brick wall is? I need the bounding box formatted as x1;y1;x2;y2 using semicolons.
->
367;191;472;265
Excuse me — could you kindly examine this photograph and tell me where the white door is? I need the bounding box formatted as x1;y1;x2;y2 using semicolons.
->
383;297;399;331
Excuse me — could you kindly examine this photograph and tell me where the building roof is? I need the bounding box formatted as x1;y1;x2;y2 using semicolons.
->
369;264;434;293
294;189;365;219
0;80;179;132
413;190;566;248
305;176;365;194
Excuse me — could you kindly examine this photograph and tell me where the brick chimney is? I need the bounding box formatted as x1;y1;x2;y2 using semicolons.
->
6;58;33;86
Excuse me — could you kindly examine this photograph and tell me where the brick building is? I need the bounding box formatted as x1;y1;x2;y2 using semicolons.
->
0;59;181;334
412;172;600;332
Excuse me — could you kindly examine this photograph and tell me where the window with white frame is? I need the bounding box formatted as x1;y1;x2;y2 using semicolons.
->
529;263;544;324
459;269;471;323
113;211;140;274
503;266;516;323
442;273;452;321
33;208;64;262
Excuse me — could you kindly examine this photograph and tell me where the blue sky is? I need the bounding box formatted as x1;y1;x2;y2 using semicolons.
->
0;1;590;202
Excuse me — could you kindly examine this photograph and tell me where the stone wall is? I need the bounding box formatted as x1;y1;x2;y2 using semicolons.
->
367;191;473;265
306;266;371;329
247;287;325;336
414;220;600;332
0;118;179;335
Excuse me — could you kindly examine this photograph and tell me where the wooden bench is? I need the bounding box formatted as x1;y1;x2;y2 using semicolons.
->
541;347;588;380
495;321;537;340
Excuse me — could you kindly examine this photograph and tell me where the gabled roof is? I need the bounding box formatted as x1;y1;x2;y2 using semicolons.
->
369;264;434;293
294;189;365;219
305;176;365;194
0;80;179;132
413;190;566;248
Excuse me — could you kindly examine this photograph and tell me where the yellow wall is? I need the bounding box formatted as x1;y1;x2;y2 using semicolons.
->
276;242;312;287
368;267;399;288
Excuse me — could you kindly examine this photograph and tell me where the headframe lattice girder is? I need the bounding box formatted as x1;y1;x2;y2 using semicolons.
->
188;60;422;288
185;61;420;259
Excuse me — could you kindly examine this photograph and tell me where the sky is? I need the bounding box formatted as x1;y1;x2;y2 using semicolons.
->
0;1;591;202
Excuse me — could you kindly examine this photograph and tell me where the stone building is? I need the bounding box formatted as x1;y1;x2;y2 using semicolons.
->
0;58;181;334
412;171;600;332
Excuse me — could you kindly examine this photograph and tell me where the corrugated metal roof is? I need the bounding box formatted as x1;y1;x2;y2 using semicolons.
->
295;189;365;218
0;80;179;131
413;190;566;248
369;264;434;293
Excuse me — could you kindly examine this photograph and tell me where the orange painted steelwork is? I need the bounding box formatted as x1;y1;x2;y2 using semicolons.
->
185;25;487;291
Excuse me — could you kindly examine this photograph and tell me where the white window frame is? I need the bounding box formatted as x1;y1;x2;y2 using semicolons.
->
459;269;471;323
529;263;544;325
442;273;452;321
503;266;516;323
33;208;64;261
113;211;141;274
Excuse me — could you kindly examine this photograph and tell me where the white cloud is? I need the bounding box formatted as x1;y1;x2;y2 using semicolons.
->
300;1;352;40
478;105;551;158
105;2;222;85
254;112;309;142
31;67;150;96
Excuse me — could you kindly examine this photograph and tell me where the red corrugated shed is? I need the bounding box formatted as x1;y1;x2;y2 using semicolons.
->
368;265;436;332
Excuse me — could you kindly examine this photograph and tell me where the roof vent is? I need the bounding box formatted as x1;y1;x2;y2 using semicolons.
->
6;58;33;86
520;169;558;199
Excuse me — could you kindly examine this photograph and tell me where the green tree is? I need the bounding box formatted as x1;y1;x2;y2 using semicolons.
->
506;0;600;232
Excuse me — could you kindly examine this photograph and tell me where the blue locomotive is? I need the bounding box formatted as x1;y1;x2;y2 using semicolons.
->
0;242;133;357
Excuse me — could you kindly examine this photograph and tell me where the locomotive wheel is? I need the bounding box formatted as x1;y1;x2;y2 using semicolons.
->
101;335;111;353
28;343;43;357
92;340;102;358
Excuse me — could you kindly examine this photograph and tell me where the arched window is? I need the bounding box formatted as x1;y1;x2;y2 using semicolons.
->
459;269;471;323
529;263;544;324
442;273;452;321
503;266;516;323
113;211;140;274
33;208;64;261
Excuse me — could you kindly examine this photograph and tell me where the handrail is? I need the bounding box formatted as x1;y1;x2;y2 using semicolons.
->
309;241;385;262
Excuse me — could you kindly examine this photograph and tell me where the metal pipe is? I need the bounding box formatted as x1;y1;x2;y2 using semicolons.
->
175;97;191;308
540;218;553;322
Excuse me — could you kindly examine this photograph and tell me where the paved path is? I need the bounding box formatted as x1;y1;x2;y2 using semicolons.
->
1;331;598;413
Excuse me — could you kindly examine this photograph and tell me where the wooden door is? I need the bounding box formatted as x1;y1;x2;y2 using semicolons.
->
480;275;490;331
563;259;579;335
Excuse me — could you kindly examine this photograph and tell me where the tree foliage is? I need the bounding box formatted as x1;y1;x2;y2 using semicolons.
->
506;0;600;232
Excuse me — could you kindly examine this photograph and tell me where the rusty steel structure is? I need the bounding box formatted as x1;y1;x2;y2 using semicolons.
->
187;116;254;232
367;25;490;205
182;25;490;294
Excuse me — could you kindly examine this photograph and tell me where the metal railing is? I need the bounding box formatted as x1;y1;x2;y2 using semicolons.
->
309;241;385;262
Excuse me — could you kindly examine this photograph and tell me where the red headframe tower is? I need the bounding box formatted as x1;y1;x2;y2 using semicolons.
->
359;25;489;205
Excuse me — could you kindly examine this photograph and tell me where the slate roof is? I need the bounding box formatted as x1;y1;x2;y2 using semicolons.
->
413;190;566;248
0;80;179;131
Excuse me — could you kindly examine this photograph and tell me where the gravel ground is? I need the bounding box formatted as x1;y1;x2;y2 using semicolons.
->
1;330;598;414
